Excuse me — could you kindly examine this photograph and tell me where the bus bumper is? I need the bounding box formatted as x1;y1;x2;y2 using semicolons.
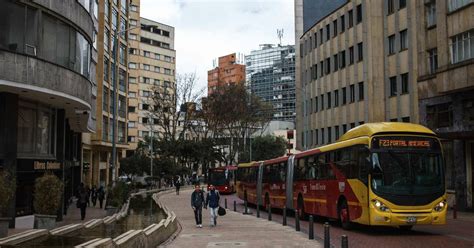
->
369;208;447;226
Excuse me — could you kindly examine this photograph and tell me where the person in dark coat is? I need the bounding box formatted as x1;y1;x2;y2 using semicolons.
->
91;186;98;207
77;183;88;220
174;176;181;195
205;184;220;227
97;186;105;209
190;185;205;228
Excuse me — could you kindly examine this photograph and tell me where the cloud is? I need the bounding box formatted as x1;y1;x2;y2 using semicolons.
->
140;0;295;95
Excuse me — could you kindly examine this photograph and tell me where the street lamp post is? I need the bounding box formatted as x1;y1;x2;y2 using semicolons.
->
111;25;140;186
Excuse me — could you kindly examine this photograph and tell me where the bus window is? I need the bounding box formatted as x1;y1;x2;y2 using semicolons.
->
263;165;271;183
279;162;286;182
357;146;371;185
294;158;306;180
334;147;359;179
307;156;317;180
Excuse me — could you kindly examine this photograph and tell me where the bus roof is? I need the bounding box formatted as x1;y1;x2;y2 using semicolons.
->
338;122;435;142
263;156;289;165
238;162;260;168
210;165;238;171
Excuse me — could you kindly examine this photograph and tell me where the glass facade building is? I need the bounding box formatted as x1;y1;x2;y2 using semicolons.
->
246;44;296;122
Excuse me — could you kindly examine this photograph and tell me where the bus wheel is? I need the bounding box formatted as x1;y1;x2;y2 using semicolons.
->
338;200;352;230
399;225;413;231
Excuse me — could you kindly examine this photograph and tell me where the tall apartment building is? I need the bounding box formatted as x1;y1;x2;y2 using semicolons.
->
416;0;474;210
207;53;246;95
0;0;97;222
127;4;176;152
297;0;419;150
82;0;130;188
246;44;296;122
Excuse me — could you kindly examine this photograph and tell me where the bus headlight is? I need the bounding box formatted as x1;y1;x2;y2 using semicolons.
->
372;199;390;212
433;201;446;212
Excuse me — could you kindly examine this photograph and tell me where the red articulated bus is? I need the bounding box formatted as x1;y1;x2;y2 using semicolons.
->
207;165;237;194
237;123;447;230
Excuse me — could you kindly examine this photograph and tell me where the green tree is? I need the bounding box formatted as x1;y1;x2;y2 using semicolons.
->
251;135;288;161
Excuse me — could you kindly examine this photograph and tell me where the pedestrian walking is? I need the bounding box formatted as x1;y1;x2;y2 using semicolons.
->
77;183;88;220
91;186;98;207
85;185;91;207
191;184;205;228
174;176;181;195
98;186;105;209
205;184;220;227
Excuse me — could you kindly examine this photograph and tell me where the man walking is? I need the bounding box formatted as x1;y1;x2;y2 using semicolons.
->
174;176;181;195
77;183;88;220
191;185;205;228
97;186;105;209
205;184;220;227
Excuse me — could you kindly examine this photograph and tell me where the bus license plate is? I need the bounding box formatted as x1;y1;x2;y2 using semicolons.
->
406;216;417;224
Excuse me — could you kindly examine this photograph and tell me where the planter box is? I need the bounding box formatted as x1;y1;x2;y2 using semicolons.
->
34;215;56;230
0;217;11;238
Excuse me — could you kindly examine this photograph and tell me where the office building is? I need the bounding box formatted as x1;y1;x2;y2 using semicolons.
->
246;44;296;122
207;53;246;95
0;0;97;222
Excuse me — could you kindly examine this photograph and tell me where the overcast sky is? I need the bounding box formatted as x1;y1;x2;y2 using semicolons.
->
140;0;295;94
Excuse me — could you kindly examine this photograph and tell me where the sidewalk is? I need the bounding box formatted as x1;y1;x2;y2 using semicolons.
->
160;189;322;247
7;203;107;236
447;210;474;222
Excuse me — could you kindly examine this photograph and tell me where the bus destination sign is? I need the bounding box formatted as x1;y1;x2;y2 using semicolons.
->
372;136;436;150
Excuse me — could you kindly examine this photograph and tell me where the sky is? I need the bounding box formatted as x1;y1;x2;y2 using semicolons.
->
140;0;295;94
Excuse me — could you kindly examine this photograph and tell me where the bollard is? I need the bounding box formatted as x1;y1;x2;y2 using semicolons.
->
324;222;330;248
256;204;260;218
453;204;457;219
341;234;348;248
309;215;314;240
268;204;272;221
295;209;300;231
225;198;228;209
234;200;237;212
244;200;249;214
282;206;287;226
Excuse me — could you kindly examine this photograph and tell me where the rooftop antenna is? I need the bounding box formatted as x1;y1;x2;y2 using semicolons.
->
277;29;284;46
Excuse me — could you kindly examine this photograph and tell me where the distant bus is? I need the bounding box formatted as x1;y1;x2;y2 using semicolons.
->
237;123;447;230
208;165;237;194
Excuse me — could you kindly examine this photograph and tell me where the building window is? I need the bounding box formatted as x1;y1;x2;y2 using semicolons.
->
399;0;406;9
104;0;109;21
104;27;109;50
119;69;126;92
428;48;438;74
102;117;108;141
129;62;137;69
348;9;354;28
426;0;436;27
130;4;138;12
128;91;136;98
357;42;363;62
315;96;318;112
334;90;339;107
356;4;362;23
388;34;396;55
358;82;364;101
388;0;395;14
319;29;324;45
320;61;324;77
128;106;135;113
321;128;325;144
103;86;108;111
326;24;330;41
342;87;347;105
325;57;331;74
142;90;150;97
333;19;338;37
390;118;398;122
130;19;137;26
143;64;150;70
103;57;109;81
333;54;339;71
401;73;409;94
349;46;354;64
427;102;453;128
164;68;172;75
389;76;397;96
17;101;55;156
320;94;325;110
119;44;126;65
340;15;345;32
315;129;319;145
342;124;347;134
155;66;161;73
340;51;346;68
448;0;473;12
402;116;410;122
327;92;332;109
450;30;474;64
120;17;126;38
400;29;408;50
112;8;118;30
350;84;355;103
335;126;340;140
328;127;332;143
120;0;127;14
129;77;136;83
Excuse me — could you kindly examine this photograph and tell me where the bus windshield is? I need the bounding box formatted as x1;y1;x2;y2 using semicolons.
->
371;151;444;195
209;171;228;185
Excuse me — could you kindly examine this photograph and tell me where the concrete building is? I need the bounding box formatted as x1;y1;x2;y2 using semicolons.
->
297;0;420;150
415;0;474;210
207;53;246;95
252;121;299;155
81;0;130;188
0;0;97;223
246;44;296;122
126;3;176;153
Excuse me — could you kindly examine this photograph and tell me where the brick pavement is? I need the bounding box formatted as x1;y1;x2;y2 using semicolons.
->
160;189;322;248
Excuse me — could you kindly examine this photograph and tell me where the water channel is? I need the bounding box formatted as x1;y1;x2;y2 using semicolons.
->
16;193;166;248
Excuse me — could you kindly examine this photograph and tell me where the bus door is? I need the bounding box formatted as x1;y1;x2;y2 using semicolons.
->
256;162;263;206
286;155;295;210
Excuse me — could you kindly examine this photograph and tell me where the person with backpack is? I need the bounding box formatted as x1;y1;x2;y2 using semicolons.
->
205;184;220;227
190;184;205;228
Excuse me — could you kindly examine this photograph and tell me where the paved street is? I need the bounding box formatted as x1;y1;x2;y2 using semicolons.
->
221;194;474;248
160;189;322;247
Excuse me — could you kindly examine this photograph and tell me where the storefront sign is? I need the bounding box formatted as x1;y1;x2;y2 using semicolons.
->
33;161;61;170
